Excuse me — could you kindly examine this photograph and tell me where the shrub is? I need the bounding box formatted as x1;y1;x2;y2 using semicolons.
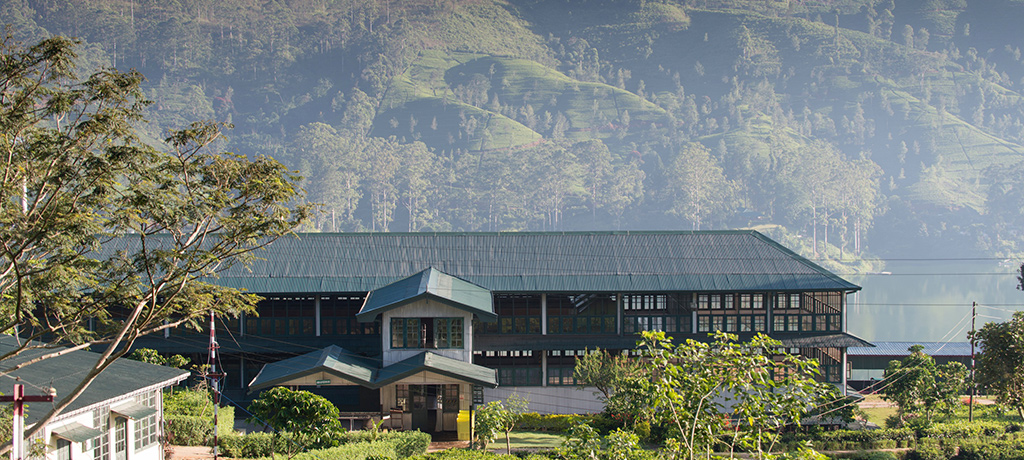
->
952;439;1024;460
845;452;899;460
218;429;429;459
394;431;432;458
218;432;295;458
921;422;983;438
904;445;949;460
164;388;234;446
516;413;577;432
905;439;956;460
165;415;212;446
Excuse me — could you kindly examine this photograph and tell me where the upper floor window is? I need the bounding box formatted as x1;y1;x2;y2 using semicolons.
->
391;317;465;349
622;294;666;310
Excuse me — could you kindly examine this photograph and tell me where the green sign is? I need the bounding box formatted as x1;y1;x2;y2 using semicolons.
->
315;379;331;385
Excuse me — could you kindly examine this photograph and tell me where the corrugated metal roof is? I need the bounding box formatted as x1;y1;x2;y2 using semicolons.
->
848;341;972;357
374;352;498;388
248;347;498;390
106;231;858;294
357;268;496;322
248;345;378;391
0;335;189;424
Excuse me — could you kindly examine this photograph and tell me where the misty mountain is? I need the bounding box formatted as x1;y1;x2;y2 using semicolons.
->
7;0;1024;270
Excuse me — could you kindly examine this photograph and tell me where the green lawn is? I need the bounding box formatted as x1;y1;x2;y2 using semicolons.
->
485;431;562;453
858;393;1020;425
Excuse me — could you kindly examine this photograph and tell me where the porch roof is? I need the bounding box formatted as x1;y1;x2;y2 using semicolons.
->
375;352;498;388
248;345;379;391
248;348;498;391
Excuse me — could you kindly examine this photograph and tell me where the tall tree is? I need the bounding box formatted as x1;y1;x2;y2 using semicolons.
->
0;35;308;451
291;122;364;231
666;142;735;230
972;311;1024;420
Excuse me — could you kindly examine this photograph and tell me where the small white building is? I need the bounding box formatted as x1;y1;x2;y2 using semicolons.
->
1;336;189;460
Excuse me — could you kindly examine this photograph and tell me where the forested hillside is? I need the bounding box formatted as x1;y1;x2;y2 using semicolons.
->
8;0;1024;268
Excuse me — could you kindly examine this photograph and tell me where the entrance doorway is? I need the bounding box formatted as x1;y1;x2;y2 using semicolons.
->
398;384;459;433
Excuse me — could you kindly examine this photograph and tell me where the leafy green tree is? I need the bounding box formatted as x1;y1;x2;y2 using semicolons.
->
247;387;343;450
666;142;735;230
560;423;654;460
882;345;968;425
0;35;308;452
473;394;528;453
632;331;826;459
127;348;191;369
972;311;1024;420
573;348;644;401
291;122;364;231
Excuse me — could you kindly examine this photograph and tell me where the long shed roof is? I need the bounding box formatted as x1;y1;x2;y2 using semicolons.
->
107;231;860;294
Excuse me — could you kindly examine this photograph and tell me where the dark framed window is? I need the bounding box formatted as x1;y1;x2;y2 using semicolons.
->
434;318;464;349
245;295;315;337
321;295;376;335
547;294;616;335
392;317;464;349
622;294;666;310
391;318;421;349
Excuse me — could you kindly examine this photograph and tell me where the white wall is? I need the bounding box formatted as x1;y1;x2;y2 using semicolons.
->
483;386;605;415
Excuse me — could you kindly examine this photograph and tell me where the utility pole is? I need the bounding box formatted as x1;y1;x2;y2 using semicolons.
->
969;301;977;422
206;312;225;460
1;384;55;460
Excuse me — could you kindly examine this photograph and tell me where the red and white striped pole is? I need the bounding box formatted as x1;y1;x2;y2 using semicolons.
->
207;312;225;460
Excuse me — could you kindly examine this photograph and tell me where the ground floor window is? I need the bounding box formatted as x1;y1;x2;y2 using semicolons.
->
547;367;578;386
55;439;71;460
497;367;542;386
134;391;159;450
90;407;109;460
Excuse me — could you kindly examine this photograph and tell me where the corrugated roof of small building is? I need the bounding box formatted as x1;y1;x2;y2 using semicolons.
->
848;341;972;357
0;336;189;424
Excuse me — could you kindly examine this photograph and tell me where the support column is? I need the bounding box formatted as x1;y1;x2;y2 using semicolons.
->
315;295;322;337
541;352;548;387
616;294;623;336
541;294;547;335
841;351;848;396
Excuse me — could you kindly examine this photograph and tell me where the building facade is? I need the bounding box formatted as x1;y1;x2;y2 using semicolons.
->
0;336;188;460
131;231;869;433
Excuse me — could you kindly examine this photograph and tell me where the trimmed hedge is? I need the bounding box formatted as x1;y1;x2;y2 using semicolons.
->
952;439;1024;460
516;413;578;432
218;430;431;459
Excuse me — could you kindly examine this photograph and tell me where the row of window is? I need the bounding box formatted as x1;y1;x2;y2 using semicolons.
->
391;317;464;349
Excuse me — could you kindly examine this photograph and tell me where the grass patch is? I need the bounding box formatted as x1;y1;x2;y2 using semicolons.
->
859;394;898;424
485;431;563;452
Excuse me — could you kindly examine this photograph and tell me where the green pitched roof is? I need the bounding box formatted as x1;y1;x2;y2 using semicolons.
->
102;231;860;294
374;352;498;388
247;348;498;390
0;336;189;424
357;267;496;323
248;345;379;391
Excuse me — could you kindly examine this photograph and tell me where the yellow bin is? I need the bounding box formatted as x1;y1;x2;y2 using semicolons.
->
457;410;471;441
